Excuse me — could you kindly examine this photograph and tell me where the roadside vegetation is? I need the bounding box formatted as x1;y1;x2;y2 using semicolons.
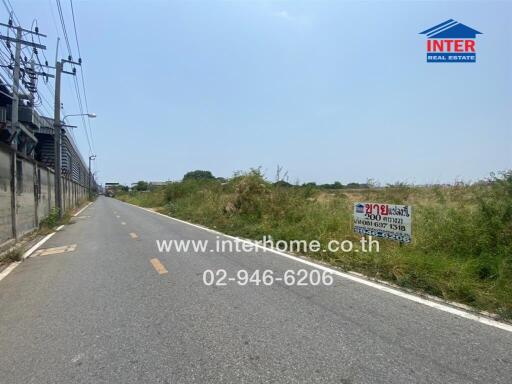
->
38;207;74;235
1;248;21;263
115;169;512;319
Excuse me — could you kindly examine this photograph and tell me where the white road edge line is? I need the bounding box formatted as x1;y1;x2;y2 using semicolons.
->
0;232;56;282
122;201;512;333
0;201;94;283
74;202;93;217
0;261;21;282
22;233;56;260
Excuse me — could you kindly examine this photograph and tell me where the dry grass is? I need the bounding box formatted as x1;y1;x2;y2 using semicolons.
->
117;170;512;319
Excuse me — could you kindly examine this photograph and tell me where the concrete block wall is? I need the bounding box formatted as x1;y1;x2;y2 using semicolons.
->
16;159;36;237
0;145;88;249
37;167;51;223
0;148;12;245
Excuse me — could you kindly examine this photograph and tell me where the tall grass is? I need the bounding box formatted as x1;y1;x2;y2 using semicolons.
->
117;170;512;319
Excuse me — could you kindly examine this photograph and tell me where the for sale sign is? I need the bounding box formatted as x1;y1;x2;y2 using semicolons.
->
353;202;412;243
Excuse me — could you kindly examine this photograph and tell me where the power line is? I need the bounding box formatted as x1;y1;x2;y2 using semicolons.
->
47;0;61;37
72;74;92;154
44;1;90;156
1;0;97;197
69;0;94;153
1;1;36;62
61;61;92;155
0;23;49;120
69;0;81;58
55;0;72;57
0;0;52;120
53;0;93;155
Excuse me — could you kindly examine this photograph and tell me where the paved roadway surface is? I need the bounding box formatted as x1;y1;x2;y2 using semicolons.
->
0;197;511;383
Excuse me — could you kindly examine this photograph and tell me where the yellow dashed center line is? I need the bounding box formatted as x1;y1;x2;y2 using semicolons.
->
150;258;168;275
129;232;138;239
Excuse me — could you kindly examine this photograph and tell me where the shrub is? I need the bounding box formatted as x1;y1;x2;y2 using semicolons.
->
41;208;60;228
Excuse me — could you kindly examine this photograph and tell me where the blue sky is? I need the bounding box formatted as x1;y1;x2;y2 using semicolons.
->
10;1;512;185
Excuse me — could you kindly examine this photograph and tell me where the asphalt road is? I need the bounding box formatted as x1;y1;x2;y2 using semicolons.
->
0;197;511;383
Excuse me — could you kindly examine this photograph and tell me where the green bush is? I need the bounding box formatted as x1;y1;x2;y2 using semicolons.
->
41;208;60;228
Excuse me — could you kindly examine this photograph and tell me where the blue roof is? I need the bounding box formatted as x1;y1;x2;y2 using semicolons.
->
420;20;482;39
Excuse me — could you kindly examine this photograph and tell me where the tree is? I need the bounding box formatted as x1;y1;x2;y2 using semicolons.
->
274;180;293;188
183;170;215;181
133;180;149;191
366;178;379;188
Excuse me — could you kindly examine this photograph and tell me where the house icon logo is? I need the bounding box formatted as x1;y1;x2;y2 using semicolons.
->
356;203;364;214
420;19;482;63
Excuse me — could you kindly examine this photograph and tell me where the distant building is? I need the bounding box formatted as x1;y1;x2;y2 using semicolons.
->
104;182;120;196
149;181;169;187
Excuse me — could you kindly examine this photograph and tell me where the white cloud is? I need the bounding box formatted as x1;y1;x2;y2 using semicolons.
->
272;9;311;26
274;10;294;21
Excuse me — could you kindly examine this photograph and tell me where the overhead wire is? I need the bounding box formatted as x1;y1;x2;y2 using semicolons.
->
70;0;94;153
0;0;55;119
54;0;92;155
1;0;94;181
55;0;72;57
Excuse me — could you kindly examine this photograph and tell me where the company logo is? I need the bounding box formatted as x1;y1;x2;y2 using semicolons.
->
355;203;364;214
419;19;482;63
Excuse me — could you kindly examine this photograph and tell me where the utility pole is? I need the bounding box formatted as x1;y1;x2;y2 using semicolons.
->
10;26;21;240
0;20;47;239
11;26;21;150
88;154;96;200
54;60;62;216
0;21;47;146
53;57;80;217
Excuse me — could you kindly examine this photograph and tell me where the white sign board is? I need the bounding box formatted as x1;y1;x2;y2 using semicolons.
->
353;202;412;243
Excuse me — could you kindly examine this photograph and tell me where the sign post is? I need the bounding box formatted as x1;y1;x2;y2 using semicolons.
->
353;202;412;243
